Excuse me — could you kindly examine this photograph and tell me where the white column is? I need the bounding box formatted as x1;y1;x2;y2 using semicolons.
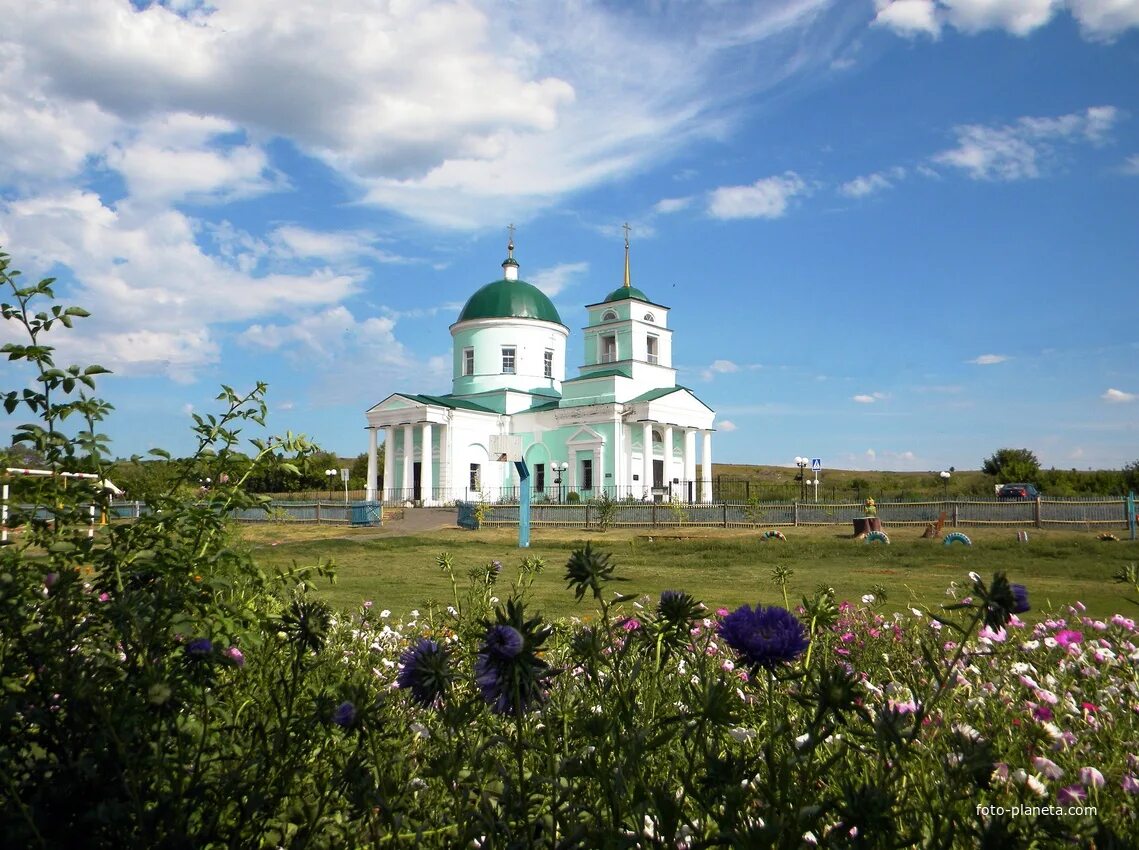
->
383;427;396;502
420;423;433;506
701;430;713;503
436;423;448;502
684;428;697;502
663;425;674;497
402;424;414;503
366;427;378;501
641;422;652;497
594;445;603;498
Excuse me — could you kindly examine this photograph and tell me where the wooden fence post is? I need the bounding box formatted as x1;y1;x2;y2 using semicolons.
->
952;503;958;528
652;502;657;527
793;501;799;527
315;501;321;523
1034;497;1042;529
723;502;728;528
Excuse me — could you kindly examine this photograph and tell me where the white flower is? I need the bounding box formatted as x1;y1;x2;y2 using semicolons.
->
410;722;431;739
968;571;981;583
1026;775;1048;797
861;594;876;604
729;727;757;743
911;607;923;618
447;606;459;617
410;609;420;618
380;609;391;619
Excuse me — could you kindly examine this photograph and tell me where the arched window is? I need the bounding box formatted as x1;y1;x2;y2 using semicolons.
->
643;312;655;322
652;430;662;444
602;310;618;322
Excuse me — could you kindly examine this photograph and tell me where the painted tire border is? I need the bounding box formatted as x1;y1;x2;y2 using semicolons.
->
943;532;972;546
865;530;890;544
761;530;786;541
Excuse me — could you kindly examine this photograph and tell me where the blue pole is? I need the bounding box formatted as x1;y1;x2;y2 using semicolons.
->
1128;491;1136;541
515;460;531;548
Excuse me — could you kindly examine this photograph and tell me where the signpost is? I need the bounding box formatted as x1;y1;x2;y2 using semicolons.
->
811;458;821;503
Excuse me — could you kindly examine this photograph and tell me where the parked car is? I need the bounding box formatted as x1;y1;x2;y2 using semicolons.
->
997;483;1040;501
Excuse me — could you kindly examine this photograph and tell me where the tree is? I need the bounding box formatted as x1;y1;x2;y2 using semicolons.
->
1124;459;1139;494
981;448;1041;482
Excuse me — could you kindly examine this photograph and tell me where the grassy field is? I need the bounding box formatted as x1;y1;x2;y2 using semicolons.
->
241;523;1138;623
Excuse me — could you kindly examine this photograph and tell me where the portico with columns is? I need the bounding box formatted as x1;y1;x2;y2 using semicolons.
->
365;229;716;505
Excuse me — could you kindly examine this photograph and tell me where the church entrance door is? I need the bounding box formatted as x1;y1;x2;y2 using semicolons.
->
413;462;422;502
653;460;664;489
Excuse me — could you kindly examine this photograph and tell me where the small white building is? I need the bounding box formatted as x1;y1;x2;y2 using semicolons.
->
363;237;715;504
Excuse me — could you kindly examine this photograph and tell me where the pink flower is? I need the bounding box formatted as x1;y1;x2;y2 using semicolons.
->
716;607;730;618
978;625;1007;643
1121;774;1139;794
1057;785;1087;805
621;618;641;632
1033;756;1063;780
1029;703;1053;722
1079;767;1105;788
223;646;246;668
840;632;855;643
97;592;111;603
1055;630;1083;648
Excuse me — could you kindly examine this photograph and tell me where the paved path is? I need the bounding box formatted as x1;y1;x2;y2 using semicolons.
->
376;507;459;535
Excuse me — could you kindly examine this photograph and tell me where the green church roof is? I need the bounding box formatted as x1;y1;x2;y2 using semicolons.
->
457;278;563;325
603;284;651;303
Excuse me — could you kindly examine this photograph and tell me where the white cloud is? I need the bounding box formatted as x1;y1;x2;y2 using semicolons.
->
0;0;853;228
105;113;281;205
528;261;589;297
933;106;1119;181
1066;0;1139;39
852;391;889;403
718;420;738;432
270;225;411;265
839;167;906;198
1123;154;1139;175
873;1;942;37
1102;388;1136;403
969;353;1009;364
653;197;693;214
1;190;359;380
700;359;743;381
707;172;807;220
873;0;1139;40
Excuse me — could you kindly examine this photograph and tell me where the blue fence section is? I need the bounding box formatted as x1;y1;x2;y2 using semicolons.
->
227;500;381;526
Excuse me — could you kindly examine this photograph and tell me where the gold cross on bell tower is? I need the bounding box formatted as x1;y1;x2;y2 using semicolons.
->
507;223;515;258
622;221;631;288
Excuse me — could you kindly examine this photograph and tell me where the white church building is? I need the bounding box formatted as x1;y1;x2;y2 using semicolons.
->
363;236;716;505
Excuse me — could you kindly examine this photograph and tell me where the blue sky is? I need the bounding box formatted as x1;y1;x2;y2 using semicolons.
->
1;0;1137;472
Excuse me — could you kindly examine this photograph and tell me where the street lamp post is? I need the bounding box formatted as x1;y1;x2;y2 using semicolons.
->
794;457;808;501
325;469;336;500
940;470;951;500
812;477;819;503
553;462;568;503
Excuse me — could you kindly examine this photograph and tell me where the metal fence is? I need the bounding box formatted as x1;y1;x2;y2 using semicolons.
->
101;499;382;526
471;497;1136;530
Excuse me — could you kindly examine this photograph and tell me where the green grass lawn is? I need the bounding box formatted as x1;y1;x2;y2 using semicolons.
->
241;523;1139;623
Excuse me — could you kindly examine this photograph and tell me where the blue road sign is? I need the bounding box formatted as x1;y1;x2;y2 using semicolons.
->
811;458;822;471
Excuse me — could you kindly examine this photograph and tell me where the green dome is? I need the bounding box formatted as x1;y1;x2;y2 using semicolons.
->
603;284;650;303
457;278;563;325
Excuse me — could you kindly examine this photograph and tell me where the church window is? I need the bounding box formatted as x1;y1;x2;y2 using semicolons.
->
602;310;618;322
601;335;616;363
644;312;655;322
544;349;553;378
463;347;474;375
581;458;593;491
535;463;545;491
469;463;481;491
501;346;516;374
646;335;658;365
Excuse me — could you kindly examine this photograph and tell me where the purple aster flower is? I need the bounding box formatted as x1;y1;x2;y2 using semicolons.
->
474;622;549;716
491;560;503;574
1011;584;1030;614
332;701;356;727
483;624;524;660
396;638;452;707
186;637;213;657
717;604;809;671
222;646;245;668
